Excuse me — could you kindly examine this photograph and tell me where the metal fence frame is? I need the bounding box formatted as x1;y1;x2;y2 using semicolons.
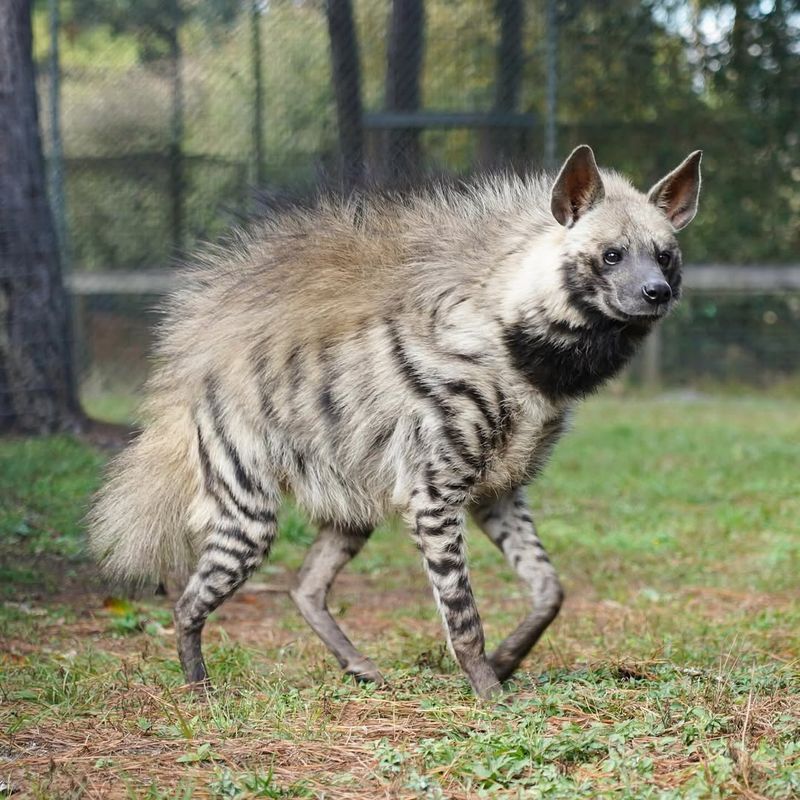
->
67;265;800;388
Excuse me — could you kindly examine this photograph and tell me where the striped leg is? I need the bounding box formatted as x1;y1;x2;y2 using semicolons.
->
409;472;500;700
289;523;382;683
176;388;280;686
472;486;563;682
175;506;277;686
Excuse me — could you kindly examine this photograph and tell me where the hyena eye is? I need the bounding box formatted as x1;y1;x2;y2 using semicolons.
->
603;249;623;265
657;251;672;268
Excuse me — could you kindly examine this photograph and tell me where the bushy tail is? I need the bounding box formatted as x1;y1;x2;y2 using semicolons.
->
87;403;202;585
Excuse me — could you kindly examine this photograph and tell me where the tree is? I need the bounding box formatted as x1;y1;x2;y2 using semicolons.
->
325;0;365;188
0;0;81;433
687;0;800;260
383;0;425;181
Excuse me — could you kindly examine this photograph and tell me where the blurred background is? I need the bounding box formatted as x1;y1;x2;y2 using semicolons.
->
14;0;800;424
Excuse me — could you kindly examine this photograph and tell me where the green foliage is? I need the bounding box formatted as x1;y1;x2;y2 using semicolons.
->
30;0;800;269
209;767;313;798
67;0;243;53
103;597;173;636
0;436;103;567
176;742;219;763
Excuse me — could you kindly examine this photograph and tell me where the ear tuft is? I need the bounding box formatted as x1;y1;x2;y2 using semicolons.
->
550;145;605;227
647;150;703;231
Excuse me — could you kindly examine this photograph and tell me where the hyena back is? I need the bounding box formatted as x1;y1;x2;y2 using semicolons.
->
89;145;702;698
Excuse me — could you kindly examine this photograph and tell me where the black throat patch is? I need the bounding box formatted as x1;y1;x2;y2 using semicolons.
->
503;254;654;400
502;255;656;400
503;317;648;401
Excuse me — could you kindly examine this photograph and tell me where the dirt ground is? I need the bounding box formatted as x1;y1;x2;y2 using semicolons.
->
4;566;798;798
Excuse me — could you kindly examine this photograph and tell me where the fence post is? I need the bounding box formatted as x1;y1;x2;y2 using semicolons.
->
168;16;184;253
251;0;265;186
544;0;558;169
325;0;364;188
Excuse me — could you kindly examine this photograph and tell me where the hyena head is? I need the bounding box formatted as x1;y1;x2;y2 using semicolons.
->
548;144;702;324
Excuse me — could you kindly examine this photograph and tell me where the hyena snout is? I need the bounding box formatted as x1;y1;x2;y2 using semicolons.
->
641;279;672;306
608;263;677;318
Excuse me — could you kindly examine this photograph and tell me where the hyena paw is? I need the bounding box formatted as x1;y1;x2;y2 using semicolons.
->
183;676;213;700
474;676;503;702
345;658;385;686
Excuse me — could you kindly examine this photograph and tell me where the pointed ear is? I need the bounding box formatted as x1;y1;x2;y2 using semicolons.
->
550;145;605;227
647;151;703;231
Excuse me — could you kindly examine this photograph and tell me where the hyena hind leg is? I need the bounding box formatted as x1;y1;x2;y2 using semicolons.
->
175;504;278;687
290;523;383;684
472;486;563;683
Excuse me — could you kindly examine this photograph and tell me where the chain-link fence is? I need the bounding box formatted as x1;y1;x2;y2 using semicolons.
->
29;0;800;414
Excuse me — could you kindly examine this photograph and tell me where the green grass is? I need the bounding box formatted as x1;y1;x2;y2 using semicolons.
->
80;387;142;425
1;395;799;798
0;436;104;569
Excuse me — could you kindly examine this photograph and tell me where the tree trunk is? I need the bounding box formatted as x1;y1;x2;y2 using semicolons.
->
383;0;425;182
491;0;524;163
325;0;364;189
0;0;80;433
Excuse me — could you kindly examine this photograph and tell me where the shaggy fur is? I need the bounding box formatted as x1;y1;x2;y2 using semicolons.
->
88;146;702;698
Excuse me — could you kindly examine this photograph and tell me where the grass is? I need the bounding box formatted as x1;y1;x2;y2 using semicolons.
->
1;394;799;798
0;436;104;557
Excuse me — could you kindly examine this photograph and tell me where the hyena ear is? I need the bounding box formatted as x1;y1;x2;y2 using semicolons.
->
647;150;703;231
550;144;605;227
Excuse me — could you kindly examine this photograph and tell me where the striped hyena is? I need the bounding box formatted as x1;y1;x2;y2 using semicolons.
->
89;145;702;699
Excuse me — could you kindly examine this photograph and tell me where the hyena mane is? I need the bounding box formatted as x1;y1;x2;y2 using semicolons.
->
88;145;701;697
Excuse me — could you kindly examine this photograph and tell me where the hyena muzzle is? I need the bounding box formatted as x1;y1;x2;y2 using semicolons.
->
89;145;702;699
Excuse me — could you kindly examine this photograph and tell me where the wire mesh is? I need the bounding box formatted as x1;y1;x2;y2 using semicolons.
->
6;0;799;422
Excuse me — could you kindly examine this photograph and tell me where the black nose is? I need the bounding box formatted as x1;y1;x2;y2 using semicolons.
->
641;280;672;305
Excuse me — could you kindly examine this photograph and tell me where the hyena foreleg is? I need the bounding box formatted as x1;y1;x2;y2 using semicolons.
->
289;523;383;684
409;469;501;700
472;486;563;682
